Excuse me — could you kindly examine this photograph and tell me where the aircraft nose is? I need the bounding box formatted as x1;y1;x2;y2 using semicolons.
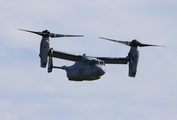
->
97;67;105;75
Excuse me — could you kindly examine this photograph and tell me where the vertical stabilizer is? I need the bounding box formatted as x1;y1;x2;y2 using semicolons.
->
48;56;53;73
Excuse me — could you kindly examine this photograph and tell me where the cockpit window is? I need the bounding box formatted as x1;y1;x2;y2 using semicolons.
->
89;60;94;66
89;60;105;66
96;61;99;65
89;60;97;66
100;61;105;65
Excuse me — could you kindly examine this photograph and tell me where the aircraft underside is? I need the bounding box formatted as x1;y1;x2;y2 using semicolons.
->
67;68;104;81
68;76;100;81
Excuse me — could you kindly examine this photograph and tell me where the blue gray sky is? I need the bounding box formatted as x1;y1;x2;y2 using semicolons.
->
1;0;177;120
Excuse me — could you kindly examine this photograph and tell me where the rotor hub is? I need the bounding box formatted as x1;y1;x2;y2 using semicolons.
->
42;30;50;37
42;30;50;33
131;39;139;47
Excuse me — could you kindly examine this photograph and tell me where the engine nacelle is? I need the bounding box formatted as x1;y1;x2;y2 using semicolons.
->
40;38;50;68
128;50;139;77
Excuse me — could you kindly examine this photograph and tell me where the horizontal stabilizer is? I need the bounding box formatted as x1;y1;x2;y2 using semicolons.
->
53;66;65;70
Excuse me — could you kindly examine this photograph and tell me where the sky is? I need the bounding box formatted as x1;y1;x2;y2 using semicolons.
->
0;0;177;120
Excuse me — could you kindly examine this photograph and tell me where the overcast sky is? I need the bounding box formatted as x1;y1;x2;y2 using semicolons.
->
1;0;177;120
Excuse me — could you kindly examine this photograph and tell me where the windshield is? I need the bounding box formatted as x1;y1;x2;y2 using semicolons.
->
100;61;105;65
89;60;105;66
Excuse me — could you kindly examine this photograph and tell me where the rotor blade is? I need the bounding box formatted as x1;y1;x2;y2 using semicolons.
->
18;29;43;36
99;37;131;46
50;33;84;38
138;43;166;47
19;29;84;38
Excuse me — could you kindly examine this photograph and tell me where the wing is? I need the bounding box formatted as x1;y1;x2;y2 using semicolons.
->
50;49;130;64
96;57;130;64
50;49;82;61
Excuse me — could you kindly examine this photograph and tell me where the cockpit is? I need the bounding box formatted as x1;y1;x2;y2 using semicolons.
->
89;60;105;66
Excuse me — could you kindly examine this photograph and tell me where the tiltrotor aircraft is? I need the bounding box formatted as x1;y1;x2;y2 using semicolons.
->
19;29;164;81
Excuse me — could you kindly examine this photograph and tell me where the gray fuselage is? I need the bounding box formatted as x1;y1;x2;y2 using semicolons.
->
65;59;106;81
